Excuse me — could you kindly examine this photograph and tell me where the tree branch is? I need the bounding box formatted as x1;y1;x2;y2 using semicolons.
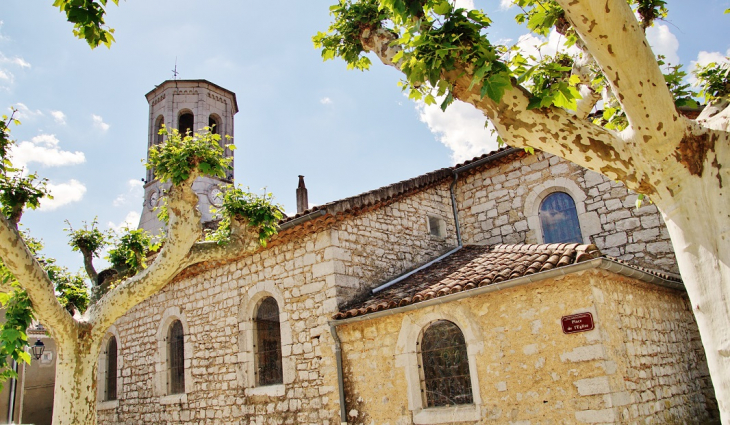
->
80;249;98;284
360;27;652;192
556;0;686;153
87;174;203;336
0;216;77;341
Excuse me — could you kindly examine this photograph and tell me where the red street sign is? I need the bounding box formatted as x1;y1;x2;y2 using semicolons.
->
561;312;594;334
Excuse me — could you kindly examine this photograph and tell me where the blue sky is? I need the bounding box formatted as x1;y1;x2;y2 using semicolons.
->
1;0;728;272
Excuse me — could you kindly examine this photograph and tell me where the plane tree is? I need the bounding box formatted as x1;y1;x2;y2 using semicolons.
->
0;118;282;424
314;0;730;419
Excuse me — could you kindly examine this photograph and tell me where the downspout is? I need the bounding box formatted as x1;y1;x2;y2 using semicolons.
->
329;323;348;425
450;169;463;247
7;360;17;423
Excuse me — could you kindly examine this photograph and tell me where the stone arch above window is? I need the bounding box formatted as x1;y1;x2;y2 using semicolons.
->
524;177;601;244
539;192;583;244
238;282;293;396
97;326;122;410
178;110;194;134
155;306;192;403
395;309;482;424
419;320;473;407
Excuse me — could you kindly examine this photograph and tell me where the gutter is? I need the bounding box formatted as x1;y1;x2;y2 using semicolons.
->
335;258;683;326
329;324;348;425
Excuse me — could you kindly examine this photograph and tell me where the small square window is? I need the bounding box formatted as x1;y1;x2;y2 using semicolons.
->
428;216;446;238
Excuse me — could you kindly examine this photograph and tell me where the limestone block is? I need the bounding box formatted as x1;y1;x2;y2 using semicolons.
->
575;408;616;423
560;345;605;363
574;376;611;396
633;228;660;243
615;218;640;231
604;232;627;248
583;171;605;188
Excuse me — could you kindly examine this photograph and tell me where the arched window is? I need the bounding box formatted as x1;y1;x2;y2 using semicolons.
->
154;115;165;144
167;320;185;394
419;320;473;407
105;336;118;401
254;297;283;386
539;192;583;244
208;114;220;134
178;112;194;135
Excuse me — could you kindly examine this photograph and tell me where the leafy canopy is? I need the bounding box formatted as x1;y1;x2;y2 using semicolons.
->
315;0;729;132
146;126;234;186
206;186;284;247
52;0;119;48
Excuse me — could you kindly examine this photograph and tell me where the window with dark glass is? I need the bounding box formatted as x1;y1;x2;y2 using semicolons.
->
419;320;473;407
254;297;283;386
105;336;118;401
167;320;185;394
178;112;194;135
539;192;583;244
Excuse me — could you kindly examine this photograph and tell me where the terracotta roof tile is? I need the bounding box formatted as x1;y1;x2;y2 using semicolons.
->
334;243;600;320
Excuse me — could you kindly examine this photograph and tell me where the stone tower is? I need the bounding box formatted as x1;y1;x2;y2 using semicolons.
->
138;80;238;235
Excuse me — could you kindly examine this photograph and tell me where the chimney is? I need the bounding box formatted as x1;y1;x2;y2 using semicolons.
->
296;175;308;214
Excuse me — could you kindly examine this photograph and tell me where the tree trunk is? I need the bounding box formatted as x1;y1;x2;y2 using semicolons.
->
50;339;100;425
658;200;730;421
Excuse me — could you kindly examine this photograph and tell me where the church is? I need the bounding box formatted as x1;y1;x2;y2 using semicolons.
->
87;80;720;424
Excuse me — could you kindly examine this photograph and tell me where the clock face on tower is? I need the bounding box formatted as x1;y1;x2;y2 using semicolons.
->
148;189;160;211
208;185;223;207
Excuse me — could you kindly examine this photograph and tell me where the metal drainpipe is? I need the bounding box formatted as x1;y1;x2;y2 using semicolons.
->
329;323;348;425
450;170;463;247
7;359;17;423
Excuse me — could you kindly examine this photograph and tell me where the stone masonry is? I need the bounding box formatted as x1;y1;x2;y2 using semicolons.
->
99;148;707;424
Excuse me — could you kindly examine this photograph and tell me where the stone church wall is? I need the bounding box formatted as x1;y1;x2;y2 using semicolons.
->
333;183;458;304
457;151;679;274
98;231;344;424
336;269;715;424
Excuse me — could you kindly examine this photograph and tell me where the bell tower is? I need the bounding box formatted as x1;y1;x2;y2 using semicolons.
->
138;79;238;235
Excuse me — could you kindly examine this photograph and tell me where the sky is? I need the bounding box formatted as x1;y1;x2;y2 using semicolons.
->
1;0;729;272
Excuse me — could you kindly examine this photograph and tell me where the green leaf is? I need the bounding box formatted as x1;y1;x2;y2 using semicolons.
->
433;0;451;15
480;73;511;102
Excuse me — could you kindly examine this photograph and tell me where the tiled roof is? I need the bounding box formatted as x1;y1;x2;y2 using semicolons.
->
334;243;602;320
279;147;523;226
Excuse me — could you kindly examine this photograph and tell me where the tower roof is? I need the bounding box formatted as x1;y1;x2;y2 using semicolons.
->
145;79;238;114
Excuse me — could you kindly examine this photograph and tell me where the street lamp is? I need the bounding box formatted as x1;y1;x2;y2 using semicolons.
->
31;339;45;361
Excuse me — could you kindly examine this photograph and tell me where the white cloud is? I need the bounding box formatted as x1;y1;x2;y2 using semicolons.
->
92;114;110;131
107;211;141;233
12;103;43;121
0;52;30;68
454;0;474;9
39;180;87;211
416;98;498;164
499;0;514;10
320;97;333;105
689;48;730;86
514;30;581;63
0;69;10;81
10;134;86;170
645;24;679;65
50;110;67;125
113;179;145;207
693;48;730;68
